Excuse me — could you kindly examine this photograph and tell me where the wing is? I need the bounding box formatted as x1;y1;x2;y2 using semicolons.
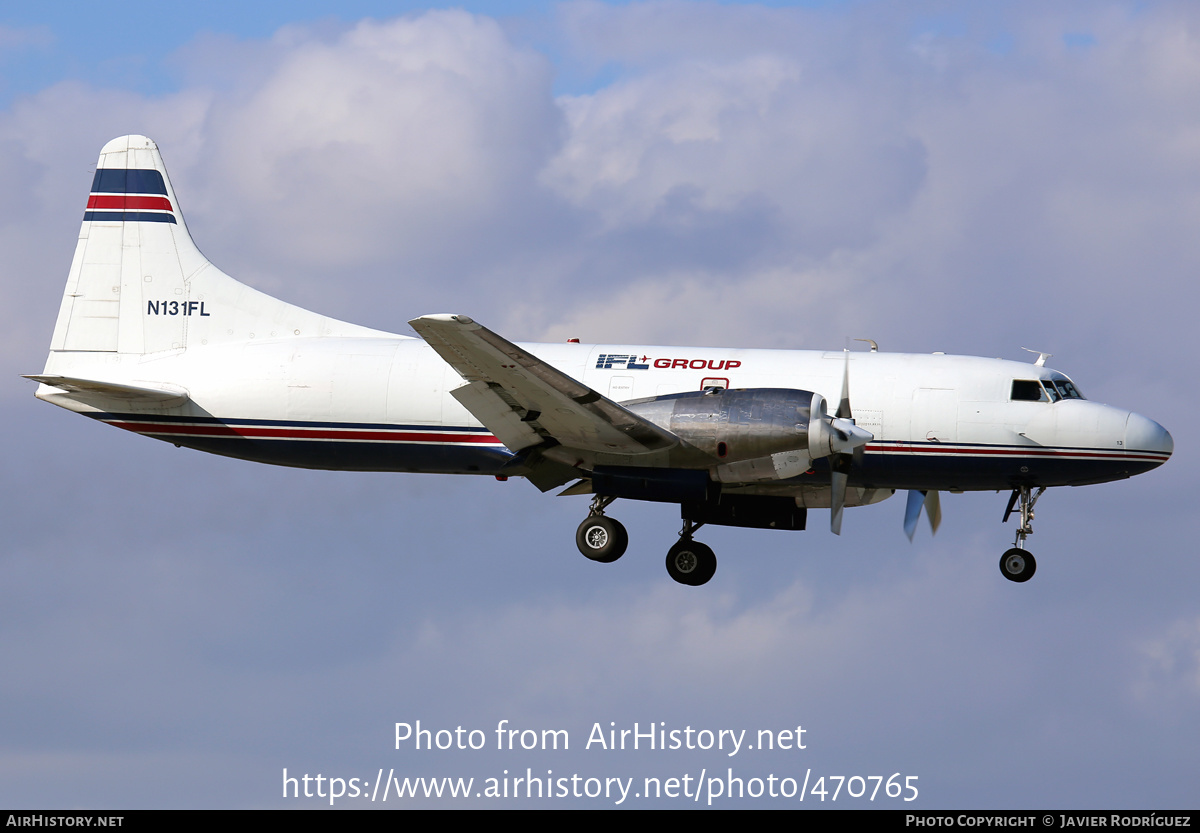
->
408;315;679;462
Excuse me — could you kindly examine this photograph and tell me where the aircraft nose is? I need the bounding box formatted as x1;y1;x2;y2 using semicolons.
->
1125;412;1173;460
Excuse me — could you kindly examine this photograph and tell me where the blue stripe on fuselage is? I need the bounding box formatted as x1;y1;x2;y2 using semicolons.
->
839;448;1162;490
173;435;515;474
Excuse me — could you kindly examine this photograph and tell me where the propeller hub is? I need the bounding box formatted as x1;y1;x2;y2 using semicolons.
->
828;418;872;455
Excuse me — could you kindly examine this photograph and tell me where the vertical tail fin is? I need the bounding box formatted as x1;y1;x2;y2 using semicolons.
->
47;135;388;362
50;135;208;355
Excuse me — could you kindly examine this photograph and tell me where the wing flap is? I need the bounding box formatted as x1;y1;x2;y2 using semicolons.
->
450;381;544;452
409;315;677;457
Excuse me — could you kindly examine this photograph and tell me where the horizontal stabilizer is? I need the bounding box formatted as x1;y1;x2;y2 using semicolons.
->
25;374;189;404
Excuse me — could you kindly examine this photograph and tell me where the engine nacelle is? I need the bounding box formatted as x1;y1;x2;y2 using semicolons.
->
624;388;868;471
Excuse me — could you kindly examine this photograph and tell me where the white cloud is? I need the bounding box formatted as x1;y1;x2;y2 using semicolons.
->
5;2;1198;358
542;54;926;256
1135;615;1200;701
535;1;1200;367
0;24;53;52
193;13;559;273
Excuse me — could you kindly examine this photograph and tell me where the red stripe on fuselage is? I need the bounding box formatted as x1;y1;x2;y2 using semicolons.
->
99;419;1166;460
104;420;502;444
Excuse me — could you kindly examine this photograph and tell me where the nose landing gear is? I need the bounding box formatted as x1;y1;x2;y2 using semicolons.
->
1000;485;1045;582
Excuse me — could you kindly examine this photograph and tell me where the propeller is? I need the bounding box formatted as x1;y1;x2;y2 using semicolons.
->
825;348;873;535
903;489;942;541
822;348;946;541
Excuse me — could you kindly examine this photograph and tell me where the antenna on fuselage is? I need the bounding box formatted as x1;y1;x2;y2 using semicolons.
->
1021;347;1052;367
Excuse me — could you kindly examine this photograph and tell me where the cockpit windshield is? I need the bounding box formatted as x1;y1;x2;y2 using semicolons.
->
1049;378;1084;400
1010;377;1086;402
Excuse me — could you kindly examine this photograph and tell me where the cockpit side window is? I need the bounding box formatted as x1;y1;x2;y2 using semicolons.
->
1011;380;1045;402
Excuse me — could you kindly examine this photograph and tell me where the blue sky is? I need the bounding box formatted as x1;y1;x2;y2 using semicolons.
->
1;0;1196;809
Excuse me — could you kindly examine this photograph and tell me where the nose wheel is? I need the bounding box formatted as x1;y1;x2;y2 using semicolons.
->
999;547;1036;582
1000;485;1045;583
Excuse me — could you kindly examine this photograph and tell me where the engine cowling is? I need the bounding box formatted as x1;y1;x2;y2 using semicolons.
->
623;388;870;476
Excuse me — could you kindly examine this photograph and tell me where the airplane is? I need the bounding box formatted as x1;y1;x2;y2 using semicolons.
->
27;135;1173;586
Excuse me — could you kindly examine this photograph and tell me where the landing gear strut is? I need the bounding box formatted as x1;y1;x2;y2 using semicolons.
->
575;495;628;563
665;519;717;586
1000;485;1045;582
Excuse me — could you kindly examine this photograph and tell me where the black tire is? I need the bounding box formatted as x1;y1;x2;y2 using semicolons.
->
665;540;717;586
576;516;628;563
999;548;1036;583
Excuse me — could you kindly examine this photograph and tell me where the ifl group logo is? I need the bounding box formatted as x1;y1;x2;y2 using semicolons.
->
596;353;743;371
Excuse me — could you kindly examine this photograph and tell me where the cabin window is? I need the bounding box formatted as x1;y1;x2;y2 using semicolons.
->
1011;380;1045;402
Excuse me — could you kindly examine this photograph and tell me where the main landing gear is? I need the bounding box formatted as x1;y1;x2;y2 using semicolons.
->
575;496;628;563
664;520;717;586
1000;485;1045;583
573;498;717;586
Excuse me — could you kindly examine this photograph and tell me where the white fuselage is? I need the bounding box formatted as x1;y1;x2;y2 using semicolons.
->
37;333;1173;496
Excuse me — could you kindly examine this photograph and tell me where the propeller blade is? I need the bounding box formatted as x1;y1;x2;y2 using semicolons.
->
830;470;848;535
925;489;942;534
825;352;870;536
837;347;866;464
903;489;944;541
904;489;924;541
836;348;852;420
